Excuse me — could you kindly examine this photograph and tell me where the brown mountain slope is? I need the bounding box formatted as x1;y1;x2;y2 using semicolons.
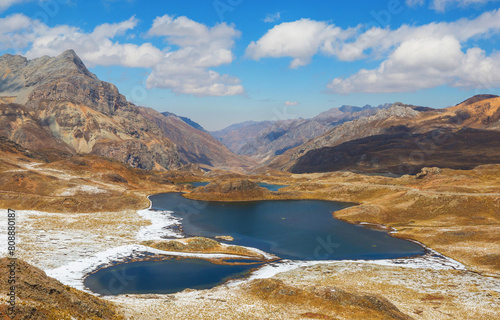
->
268;103;422;170
289;128;500;174
140;108;252;169
275;95;500;174
0;258;123;319
0;50;245;170
0;146;193;213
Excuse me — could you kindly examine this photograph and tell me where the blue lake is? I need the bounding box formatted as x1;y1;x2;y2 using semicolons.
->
85;190;425;295
149;193;424;260
84;259;261;295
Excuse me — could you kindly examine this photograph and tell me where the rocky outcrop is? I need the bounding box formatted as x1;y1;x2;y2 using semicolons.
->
198;179;263;193
187;179;270;200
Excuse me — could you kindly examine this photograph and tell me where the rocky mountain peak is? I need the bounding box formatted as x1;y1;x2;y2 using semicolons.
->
1;50;129;114
50;49;97;80
377;102;420;119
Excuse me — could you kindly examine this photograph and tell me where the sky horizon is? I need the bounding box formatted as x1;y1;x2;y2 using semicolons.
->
1;0;500;130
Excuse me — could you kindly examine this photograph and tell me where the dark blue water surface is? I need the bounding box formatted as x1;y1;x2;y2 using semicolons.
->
85;259;261;295
149;193;424;261
85;190;425;295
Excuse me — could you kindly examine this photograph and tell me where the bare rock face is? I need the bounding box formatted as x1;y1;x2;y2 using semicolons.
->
0;50;245;170
1;50;127;114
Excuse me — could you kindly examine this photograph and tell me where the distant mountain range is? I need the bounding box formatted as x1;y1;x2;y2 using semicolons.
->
270;96;500;174
1;50;499;175
211;103;391;163
0;50;248;170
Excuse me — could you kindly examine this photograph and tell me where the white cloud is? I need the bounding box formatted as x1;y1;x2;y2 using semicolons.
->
0;15;164;68
263;12;281;23
0;0;27;12
0;14;243;97
431;0;500;12
246;19;354;68
23;16;163;68
327;9;500;93
146;15;244;96
246;8;500;93
328;35;500;94
284;101;299;106
0;14;39;50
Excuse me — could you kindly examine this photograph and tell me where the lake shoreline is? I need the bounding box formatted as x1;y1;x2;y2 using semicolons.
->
77;192;461;296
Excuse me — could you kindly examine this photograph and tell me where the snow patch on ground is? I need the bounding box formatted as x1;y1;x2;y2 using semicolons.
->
59;184;108;196
227;249;466;287
136;209;183;240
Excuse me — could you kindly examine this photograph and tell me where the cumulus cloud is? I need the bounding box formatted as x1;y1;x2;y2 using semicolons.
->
284;101;299;106
247;8;500;93
25;16;164;68
0;14;38;50
431;0;500;12
0;0;27;12
246;19;354;68
0;14;243;97
0;15;163;68
263;12;281;23
327;9;500;93
146;15;244;96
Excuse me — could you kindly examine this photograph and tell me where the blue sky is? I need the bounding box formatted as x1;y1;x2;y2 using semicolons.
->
1;0;500;130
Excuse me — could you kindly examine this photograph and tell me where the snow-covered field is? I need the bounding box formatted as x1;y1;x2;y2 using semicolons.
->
2;201;500;320
0;202;468;295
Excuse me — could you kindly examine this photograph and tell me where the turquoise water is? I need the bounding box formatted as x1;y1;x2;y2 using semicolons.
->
85;190;425;295
257;182;288;191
